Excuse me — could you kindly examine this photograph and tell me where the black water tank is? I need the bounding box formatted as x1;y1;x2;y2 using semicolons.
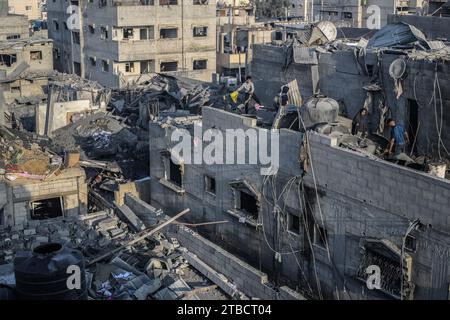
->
13;243;87;300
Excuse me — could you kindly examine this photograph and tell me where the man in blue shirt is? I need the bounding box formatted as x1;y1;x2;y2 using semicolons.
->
387;118;410;156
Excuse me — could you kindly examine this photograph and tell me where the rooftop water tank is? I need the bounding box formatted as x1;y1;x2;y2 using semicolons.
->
301;95;339;129
13;243;87;300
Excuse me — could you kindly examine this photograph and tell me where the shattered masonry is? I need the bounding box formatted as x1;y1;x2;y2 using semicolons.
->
0;1;450;301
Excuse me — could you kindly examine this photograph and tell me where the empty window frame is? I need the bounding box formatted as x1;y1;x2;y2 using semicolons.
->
160;61;178;72
193;0;209;4
160;28;178;39
239;190;258;218
288;212;301;235
72;31;81;44
314;224;328;248
30;197;64;220
89;56;96;66
169;158;182;187
0;54;17;67
205;175;216;195
30;51;43;60
193;59;207;70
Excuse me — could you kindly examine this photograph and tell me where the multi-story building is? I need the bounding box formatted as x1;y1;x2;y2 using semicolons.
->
307;0;425;28
48;0;217;88
216;3;274;79
8;0;46;21
0;0;29;41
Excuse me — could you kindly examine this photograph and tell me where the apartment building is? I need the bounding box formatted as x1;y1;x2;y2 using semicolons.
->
309;0;425;28
48;0;217;88
8;0;46;21
0;0;29;41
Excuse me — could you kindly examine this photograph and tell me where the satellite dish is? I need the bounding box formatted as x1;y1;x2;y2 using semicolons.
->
389;58;407;80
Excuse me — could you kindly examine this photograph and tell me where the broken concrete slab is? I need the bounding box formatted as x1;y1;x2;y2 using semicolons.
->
116;204;146;233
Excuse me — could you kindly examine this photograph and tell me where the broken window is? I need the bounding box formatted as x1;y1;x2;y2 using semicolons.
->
169;158;182;187
123;28;134;40
6;34;20;40
314;225;328;248
288;212;300;235
193;26;208;37
74;62;81;76
30;197;64;220
239;191;258;218
88;24;95;34
160;61;178;72
193;0;209;4
0;207;4;226
193;59;207;70
0;54;17;67
53;20;59;31
405;235;416;252
89;56;96;66
30;51;43;61
160;28;178;39
205;175;216;195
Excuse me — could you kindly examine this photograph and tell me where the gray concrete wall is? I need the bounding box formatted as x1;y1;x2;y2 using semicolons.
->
250;45;450;160
2;168;88;227
147;106;450;300
388;14;450;40
0;15;29;40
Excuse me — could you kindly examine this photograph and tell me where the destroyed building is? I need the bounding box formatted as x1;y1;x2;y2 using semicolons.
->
47;0;217;87
2;4;450;303
143;21;450;300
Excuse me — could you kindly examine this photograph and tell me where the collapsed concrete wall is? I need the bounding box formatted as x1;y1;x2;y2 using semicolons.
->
388;14;450;41
147;106;450;300
1;168;88;227
250;44;450;160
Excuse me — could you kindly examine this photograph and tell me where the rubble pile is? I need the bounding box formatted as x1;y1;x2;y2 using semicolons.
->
0;127;61;181
0;209;228;300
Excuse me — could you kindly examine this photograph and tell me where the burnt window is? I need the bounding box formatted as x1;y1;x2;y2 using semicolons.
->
169;158;182;187
30;198;64;220
239;191;258;218
205;175;216;195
